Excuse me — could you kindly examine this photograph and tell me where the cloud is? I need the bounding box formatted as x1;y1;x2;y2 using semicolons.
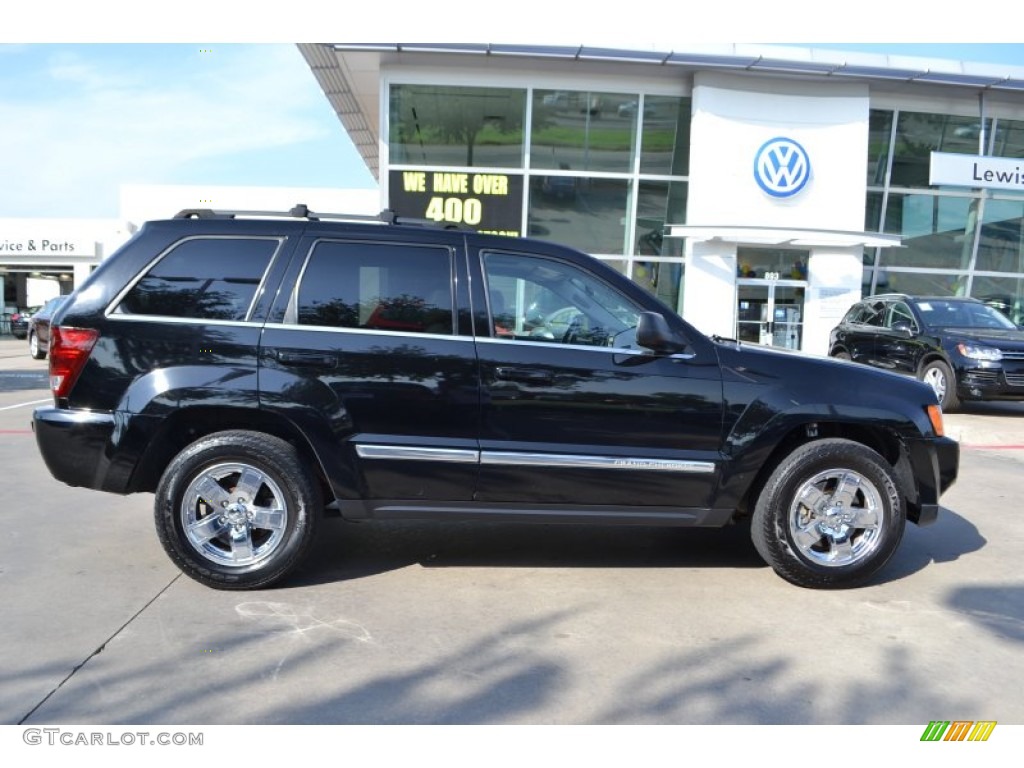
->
0;44;335;218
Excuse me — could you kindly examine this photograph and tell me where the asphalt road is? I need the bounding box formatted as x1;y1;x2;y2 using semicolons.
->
1;336;1023;732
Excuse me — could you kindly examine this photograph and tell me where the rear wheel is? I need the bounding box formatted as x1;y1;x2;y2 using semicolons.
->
155;430;321;590
751;439;904;589
29;332;45;360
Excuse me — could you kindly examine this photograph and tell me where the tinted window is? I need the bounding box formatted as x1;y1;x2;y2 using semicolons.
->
915;300;1017;330
483;251;641;348
886;301;917;330
296;242;453;335
118;238;277;321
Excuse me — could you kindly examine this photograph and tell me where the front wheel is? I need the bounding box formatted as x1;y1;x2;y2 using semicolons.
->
155;430;321;590
920;359;960;411
751;439;905;589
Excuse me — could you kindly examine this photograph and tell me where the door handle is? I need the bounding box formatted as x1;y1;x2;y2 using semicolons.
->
495;366;553;385
274;350;337;368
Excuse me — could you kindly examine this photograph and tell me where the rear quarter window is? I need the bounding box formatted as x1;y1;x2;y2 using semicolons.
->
114;237;279;321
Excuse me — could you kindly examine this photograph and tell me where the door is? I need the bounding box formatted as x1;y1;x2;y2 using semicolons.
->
471;247;725;511
259;237;480;504
874;299;923;374
736;278;806;350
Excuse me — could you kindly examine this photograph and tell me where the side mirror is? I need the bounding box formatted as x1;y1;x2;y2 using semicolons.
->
892;319;914;337
636;311;687;354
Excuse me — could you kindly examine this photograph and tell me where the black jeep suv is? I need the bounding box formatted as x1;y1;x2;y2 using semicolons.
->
33;207;958;590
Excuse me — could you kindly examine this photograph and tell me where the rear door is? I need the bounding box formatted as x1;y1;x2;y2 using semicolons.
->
259;234;479;506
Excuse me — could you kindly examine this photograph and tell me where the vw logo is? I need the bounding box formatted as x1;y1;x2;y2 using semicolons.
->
754;137;811;198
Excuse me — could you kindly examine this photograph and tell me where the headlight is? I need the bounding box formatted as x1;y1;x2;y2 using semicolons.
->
956;342;1002;361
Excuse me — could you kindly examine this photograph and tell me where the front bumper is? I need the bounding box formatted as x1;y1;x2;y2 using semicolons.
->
903;435;959;527
956;361;1024;401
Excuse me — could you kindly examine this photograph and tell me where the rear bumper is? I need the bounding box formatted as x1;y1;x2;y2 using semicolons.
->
904;435;959;527
33;407;118;491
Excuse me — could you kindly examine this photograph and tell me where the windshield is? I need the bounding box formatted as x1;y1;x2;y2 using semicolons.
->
917;300;1018;330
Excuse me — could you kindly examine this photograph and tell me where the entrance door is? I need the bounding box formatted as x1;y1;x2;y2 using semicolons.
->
736;278;806;350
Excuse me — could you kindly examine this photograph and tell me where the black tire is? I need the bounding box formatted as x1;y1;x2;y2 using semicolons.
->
751;439;905;589
29;332;45;360
155;430;321;590
920;359;960;411
832;350;852;361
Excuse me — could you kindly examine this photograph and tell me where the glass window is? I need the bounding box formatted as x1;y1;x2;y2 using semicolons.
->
527;176;629;254
736;247;809;280
867;110;893;187
531;89;636;172
975;199;1024;273
915;298;1017;330
632;260;682;313
639;96;691;176
881;193;977;270
992;118;1024;160
890;111;993;187
970;275;1024;325
117;238;277;321
635;181;687;258
885;301;918;331
482;251;642;348
870;271;962;297
865;191;885;232
389;85;526;168
296;242;453;335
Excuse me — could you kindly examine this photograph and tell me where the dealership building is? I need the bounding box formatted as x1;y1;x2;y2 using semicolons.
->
5;44;1024;355
297;43;1024;354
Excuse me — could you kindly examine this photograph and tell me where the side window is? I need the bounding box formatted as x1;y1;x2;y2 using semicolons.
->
296;241;453;335
482;251;641;348
886;301;917;331
849;303;884;326
117;237;278;321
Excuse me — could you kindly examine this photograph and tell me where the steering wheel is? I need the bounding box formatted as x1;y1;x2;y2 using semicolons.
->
562;314;584;345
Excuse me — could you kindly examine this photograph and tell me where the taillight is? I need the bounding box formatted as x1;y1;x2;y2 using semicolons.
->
49;327;99;398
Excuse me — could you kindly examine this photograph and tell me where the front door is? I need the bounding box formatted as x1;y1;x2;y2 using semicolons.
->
471;247;725;511
736;278;806;350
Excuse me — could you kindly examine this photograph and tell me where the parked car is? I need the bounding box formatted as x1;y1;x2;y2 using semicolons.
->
33;206;957;591
27;296;69;360
829;293;1024;410
9;306;40;339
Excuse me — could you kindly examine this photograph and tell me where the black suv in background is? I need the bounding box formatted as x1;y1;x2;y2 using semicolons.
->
33;207;958;591
27;295;69;360
829;293;1024;411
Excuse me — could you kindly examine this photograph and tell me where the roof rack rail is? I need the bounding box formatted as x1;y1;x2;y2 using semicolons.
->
173;205;477;231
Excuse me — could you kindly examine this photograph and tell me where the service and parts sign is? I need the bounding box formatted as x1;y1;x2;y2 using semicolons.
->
389;170;524;237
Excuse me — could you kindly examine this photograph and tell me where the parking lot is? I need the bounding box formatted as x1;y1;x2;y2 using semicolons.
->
1;335;1023;728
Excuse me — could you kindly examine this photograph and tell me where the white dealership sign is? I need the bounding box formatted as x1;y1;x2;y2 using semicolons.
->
930;152;1024;191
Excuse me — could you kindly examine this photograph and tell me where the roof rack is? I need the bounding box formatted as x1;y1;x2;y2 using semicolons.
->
173;204;475;230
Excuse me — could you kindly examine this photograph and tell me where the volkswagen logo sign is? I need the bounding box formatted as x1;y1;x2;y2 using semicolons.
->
754;137;811;198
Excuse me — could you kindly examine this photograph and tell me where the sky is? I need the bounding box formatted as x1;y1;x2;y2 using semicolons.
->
3;1;1024;219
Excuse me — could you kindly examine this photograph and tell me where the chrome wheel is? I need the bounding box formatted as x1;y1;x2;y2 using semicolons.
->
751;438;904;589
788;468;885;567
181;461;289;567
922;366;947;403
